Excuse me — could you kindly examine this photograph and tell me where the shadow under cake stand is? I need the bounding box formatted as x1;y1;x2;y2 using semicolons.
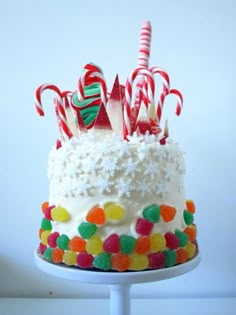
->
34;251;200;315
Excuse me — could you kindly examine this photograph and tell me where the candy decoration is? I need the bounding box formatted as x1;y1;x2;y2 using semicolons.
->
86;235;103;255
44;247;53;261
164;250;177;267
56;234;70;250
39;243;47;255
148;251;165;269
68;236;86;252
93;103;112;130
93;252;112;270
51;206;70;222
76;251;94;269
41;201;49;214
176;248;189;264
103;234;120;253
175;230;189;247
51;248;64;263
143;204;160;223
134;235;151;254
165;232;180;250
135;218;154;235
78;222;97;239
47;232;60;248
185;242;196;259
44;205;55;220
129;253;149;271
104;202;125;221
63;250;77;266
160;204;176;222
86;206;106;225
150;233;166;252
183;210;194;225
112;253;130;272
186;200;196;214
40;230;51;245
138;20;152;68
120;235;136;254
41;218;52;231
184;225;197;242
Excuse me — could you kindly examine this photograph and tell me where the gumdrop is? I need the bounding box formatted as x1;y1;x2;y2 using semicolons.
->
47;232;60;248
103;234;120;253
56;234;70;250
143;204;160;223
164;250;177;267
175;230;189;247
77;251;94;269
176;248;189;264
148;252;165;269
120;235;136;254
160;205;176;222
93;252;112;270
104;202;125;221
44;247;53;261
185;242;196;259
39;243;47;255
78;222;97;239
186;200;196;214
129;254;149;271
183;210;194;225
86;235;103;255
165;232;180;250
150;233;166;252
41;201;49;214
63;250;77;266
52;248;64;263
135;218;154;235
68;236;86;252
112;253;130;272
51;206;70;222
40;230;51;245
86;206;106;225
44;205;55;220
41;218;52;231
184;225;197;242
135;236;151;254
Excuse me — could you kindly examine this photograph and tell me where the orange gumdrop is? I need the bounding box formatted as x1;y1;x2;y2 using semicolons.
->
135;236;151;254
186;200;196;214
184;225;197;242
41;201;49;214
160;205;176;222
176;248;189;264
112;253;130;272
86;206;106;225
51;248;64;263
68;236;86;252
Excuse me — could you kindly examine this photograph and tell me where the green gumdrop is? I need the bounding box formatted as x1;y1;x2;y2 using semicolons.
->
56;234;70;250
183;210;194;225
41;218;52;231
120;235;136;254
175;230;189;247
143;204;160;223
44;247;53;261
93;252;111;270
78;222;97;239
164;250;177;267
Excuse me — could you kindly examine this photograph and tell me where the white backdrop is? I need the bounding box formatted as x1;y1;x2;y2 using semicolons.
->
0;0;235;298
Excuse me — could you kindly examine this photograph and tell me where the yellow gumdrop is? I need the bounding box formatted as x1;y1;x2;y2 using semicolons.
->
129;254;149;271
51;206;70;222
185;242;196;259
150;233;166;252
86;236;103;255
41;230;51;245
104;203;125;221
63;251;77;266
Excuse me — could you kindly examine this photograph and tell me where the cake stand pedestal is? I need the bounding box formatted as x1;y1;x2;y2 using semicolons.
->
34;251;200;315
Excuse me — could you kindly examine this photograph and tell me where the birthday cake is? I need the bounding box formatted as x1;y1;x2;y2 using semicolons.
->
36;21;198;271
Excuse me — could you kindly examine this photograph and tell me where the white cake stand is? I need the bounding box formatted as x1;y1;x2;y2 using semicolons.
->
34;251;200;315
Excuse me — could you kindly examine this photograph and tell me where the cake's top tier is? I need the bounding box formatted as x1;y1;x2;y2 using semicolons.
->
34;21;183;147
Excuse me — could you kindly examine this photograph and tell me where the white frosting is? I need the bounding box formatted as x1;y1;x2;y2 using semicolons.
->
48;131;187;238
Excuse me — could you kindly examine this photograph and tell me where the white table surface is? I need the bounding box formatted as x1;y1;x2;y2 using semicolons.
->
1;298;235;315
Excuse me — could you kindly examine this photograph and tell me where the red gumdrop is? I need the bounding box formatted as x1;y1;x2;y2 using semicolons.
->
77;252;94;269
135;218;154;236
47;232;60;248
44;206;55;220
148;252;165;269
103;234;120;253
39;243;47;255
165;232;180;250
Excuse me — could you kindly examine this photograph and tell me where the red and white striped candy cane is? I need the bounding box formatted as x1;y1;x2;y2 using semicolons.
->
35;83;73;141
168;89;183;116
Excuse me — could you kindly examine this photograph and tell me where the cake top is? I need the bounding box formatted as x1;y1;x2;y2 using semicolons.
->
34;21;183;148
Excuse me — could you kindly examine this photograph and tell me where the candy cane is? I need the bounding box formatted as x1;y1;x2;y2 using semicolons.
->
169;89;183;116
35;83;73;140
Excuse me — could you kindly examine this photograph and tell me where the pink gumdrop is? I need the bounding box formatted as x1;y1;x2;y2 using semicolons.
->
44;206;55;220
148;252;165;269
47;232;60;248
165;232;180;250
135;218;154;235
39;243;47;255
77;252;94;269
103;234;120;253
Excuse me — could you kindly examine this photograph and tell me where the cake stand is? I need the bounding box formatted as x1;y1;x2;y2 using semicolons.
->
34;251;200;315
